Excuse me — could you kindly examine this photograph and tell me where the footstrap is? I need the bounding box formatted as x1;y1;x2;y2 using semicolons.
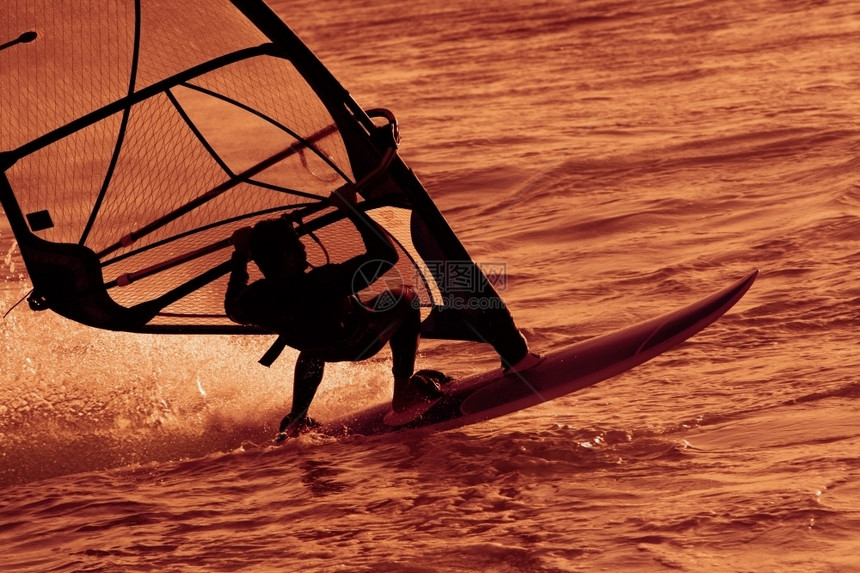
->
259;335;288;367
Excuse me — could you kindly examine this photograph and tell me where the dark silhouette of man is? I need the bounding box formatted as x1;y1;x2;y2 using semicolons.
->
225;187;444;439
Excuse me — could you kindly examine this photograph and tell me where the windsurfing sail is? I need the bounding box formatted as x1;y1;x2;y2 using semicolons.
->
0;0;528;365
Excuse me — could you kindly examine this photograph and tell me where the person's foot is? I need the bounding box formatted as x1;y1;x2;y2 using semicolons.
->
392;372;446;412
275;412;321;442
413;369;453;385
502;352;541;372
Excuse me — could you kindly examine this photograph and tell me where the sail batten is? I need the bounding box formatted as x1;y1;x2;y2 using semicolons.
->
5;46;274;167
176;80;354;184
78;0;141;248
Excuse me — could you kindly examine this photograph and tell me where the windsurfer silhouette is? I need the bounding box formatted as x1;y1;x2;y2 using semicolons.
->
225;186;447;440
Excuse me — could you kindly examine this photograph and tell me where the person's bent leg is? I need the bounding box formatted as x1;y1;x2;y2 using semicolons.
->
387;288;442;411
389;287;421;382
278;351;324;438
345;287;439;412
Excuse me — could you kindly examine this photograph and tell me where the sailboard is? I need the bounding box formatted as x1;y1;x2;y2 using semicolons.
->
325;270;757;436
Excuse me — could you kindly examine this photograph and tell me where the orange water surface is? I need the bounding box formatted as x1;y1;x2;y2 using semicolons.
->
2;1;860;571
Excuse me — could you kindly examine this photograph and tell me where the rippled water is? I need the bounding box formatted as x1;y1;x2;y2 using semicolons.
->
3;0;860;571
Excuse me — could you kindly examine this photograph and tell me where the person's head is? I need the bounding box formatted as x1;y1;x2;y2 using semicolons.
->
249;218;308;278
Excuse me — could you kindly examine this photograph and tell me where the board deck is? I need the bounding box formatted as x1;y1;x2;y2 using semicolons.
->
322;270;758;437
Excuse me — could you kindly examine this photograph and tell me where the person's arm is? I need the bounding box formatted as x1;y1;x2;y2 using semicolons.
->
224;227;253;323
328;187;398;291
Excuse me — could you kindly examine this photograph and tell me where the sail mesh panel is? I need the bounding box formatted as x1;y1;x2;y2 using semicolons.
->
0;2;135;151
1;0;426;329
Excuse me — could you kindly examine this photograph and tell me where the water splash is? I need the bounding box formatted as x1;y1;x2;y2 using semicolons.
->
0;288;394;486
3;239;16;275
